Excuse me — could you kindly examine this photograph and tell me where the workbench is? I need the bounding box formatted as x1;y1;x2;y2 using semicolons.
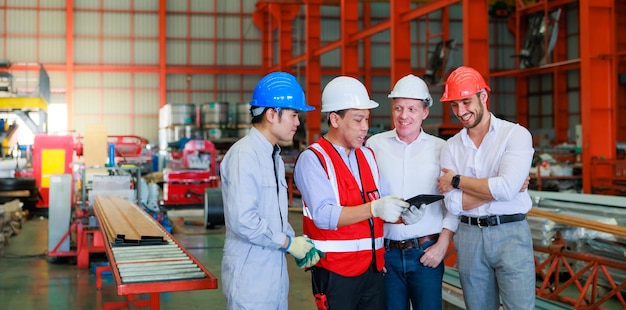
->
93;196;218;309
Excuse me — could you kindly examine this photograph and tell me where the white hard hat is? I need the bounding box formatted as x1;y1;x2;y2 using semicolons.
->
321;76;379;112
388;74;433;107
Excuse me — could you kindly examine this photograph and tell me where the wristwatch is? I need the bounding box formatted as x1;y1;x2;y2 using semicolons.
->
451;175;461;189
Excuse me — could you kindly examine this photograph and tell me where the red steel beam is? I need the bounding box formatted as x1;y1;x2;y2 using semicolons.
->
186;0;191;103
272;4;300;71
553;11;569;144
213;0;218;101
2;1;6;57
340;0;359;77
98;0;104;121
305;0;322;145
513;0;528;127
239;0;245;102
44;64;270;75
129;0;135;134
515;76;529;128
390;0;412;102
490;59;580;78
441;7;453;124
516;0;577;15
66;0;74;129
158;0;166;108
617;0;626;142
286;0;460;67
253;3;276;72
462;0;489;90
401;0;459;22
579;0;615;193
362;2;372;117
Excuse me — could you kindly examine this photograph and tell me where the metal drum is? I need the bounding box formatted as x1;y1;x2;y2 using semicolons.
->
203;127;225;139
236;102;252;126
201;102;229;127
166;125;198;143
159;103;196;128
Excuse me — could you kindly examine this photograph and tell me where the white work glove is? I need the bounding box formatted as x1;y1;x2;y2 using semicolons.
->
401;204;426;225
286;236;314;260
370;196;410;222
295;247;325;269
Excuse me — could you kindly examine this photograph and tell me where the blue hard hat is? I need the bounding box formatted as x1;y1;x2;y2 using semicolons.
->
250;72;315;116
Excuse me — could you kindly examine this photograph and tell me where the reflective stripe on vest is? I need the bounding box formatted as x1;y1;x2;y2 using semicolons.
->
312;237;384;253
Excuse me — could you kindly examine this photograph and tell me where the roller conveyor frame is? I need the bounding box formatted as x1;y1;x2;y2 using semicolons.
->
93;196;218;309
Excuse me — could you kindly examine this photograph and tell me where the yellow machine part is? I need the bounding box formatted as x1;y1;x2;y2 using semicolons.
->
40;149;66;188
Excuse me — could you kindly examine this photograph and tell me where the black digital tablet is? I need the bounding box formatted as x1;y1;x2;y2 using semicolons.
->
405;194;444;207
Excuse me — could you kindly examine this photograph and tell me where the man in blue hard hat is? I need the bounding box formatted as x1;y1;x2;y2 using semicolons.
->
220;72;323;310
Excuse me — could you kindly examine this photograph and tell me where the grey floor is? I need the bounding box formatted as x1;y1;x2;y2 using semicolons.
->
0;210;316;310
3;208;622;309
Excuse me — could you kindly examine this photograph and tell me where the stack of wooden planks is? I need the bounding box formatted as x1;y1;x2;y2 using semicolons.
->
94;196;169;246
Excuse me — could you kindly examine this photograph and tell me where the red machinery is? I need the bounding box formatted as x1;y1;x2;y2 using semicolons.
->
162;139;219;208
31;134;76;208
75;135;152;168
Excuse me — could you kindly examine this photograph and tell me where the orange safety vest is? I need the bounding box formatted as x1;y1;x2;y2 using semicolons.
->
302;137;385;277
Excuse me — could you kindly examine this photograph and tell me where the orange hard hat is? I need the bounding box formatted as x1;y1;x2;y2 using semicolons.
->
440;66;491;102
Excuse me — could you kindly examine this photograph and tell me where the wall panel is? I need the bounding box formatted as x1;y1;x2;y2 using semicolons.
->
103;13;131;36
102;92;131;115
133;40;159;64
133;92;159;115
133;13;159;36
74;38;100;63
40;11;66;34
74;12;100;35
189;41;214;65
102;39;131;64
39;38;66;63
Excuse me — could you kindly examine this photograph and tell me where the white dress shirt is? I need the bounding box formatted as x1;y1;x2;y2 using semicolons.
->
367;129;457;240
440;113;534;221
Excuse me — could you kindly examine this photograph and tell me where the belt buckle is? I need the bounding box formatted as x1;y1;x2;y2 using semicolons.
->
477;217;484;228
399;240;408;249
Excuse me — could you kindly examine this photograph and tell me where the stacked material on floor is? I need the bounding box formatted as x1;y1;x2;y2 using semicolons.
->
528;209;621;248
527;191;626;291
0;199;25;255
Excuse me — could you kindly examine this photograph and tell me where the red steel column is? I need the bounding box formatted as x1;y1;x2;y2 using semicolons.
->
390;0;411;91
514;6;529;128
579;0;615;193
340;0;359;77
616;1;626;142
553;12;569;144
462;0;489;102
305;0;321;145
158;0;166;108
271;4;300;71
441;7;454;125
66;0;74;129
363;3;372;93
253;3;275;72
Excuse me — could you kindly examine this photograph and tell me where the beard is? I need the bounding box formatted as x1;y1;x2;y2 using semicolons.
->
460;94;485;129
466;104;484;129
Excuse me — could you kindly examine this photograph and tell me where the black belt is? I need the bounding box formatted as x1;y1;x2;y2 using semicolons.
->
459;213;526;228
385;234;439;250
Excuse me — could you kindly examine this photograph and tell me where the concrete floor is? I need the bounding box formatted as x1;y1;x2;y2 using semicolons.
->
0;210;315;310
3;208;622;309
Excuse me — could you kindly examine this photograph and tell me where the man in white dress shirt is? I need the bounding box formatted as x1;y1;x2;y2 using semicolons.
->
437;66;535;310
366;74;456;310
